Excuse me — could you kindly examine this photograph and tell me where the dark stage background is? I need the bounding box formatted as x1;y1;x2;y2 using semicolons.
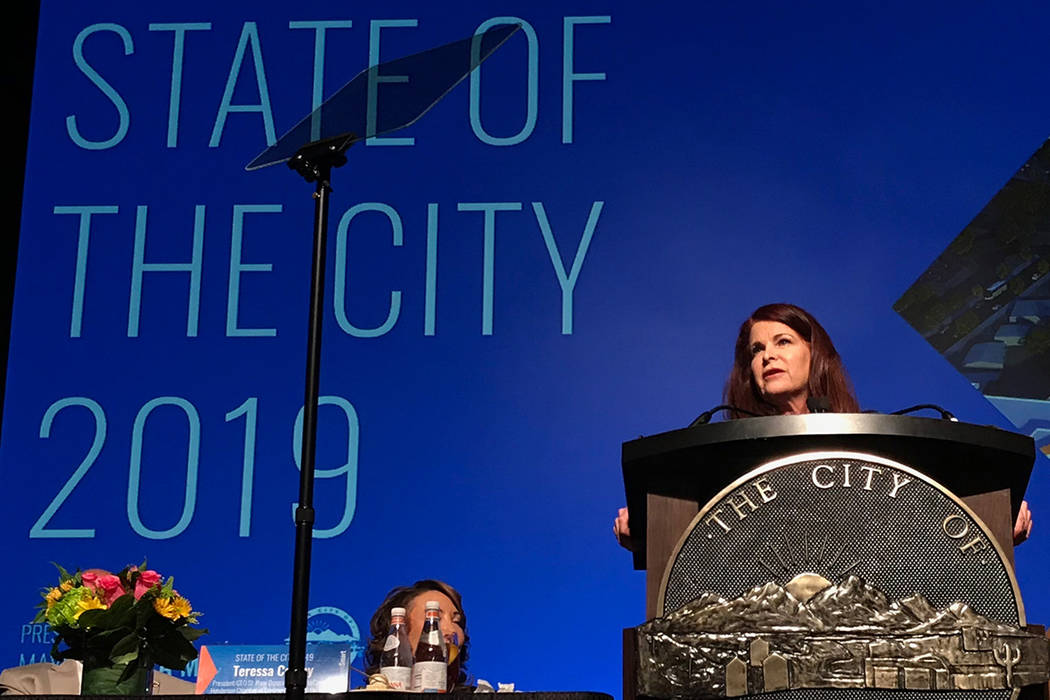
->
3;2;1049;696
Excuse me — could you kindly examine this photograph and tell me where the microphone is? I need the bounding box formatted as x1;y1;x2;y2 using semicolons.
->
806;396;832;413
890;404;958;421
688;404;761;427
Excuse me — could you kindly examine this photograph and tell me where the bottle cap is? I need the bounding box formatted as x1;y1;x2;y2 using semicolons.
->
391;607;406;616
425;600;441;611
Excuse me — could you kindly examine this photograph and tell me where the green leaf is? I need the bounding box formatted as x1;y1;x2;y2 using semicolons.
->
108;632;140;664
180;626;208;643
81;628;126;657
76;609;108;629
116;660;142;683
91;627;127;644
135;599;158;628
54;562;72;581
98;595;136;629
108;594;135;616
146;625;198;668
111;650;139;666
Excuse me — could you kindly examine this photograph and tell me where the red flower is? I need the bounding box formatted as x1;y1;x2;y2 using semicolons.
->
82;571;126;606
134;570;163;600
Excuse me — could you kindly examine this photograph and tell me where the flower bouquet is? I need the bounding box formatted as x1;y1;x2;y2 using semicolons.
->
34;563;206;695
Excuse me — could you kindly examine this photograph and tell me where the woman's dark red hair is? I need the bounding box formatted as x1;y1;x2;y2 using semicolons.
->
724;303;859;417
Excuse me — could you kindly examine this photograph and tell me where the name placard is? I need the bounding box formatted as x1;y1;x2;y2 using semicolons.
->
196;644;352;694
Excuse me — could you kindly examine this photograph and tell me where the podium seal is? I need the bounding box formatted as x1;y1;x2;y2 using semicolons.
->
636;450;1049;699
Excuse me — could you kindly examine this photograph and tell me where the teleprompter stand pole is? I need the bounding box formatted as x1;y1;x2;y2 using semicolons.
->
284;136;351;700
242;26;521;700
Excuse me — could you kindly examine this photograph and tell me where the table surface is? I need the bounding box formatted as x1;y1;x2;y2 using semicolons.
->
15;693;613;700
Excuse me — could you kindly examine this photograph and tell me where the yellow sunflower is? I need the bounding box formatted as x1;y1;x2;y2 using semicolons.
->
45;587;63;610
171;595;193;619
74;595;106;619
153;597;179;621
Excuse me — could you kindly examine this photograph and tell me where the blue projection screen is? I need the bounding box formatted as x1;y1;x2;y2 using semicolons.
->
4;2;1050;696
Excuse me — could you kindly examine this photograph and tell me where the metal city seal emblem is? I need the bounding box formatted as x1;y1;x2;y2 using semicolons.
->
635;451;1049;699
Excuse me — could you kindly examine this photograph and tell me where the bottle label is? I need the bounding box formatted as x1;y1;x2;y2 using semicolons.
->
383;634;399;652
381;665;412;690
412;661;447;693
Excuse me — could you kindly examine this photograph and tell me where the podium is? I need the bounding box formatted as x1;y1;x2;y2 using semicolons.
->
621;414;1045;699
622;413;1034;618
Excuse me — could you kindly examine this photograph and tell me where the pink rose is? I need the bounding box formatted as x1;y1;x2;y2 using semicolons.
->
95;574;126;606
83;571;126;606
134;570;162;599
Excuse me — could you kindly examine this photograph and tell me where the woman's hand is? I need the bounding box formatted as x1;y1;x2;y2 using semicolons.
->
1013;500;1033;545
613;506;636;551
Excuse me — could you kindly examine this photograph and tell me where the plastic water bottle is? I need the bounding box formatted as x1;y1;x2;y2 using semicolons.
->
379;606;413;690
411;601;447;692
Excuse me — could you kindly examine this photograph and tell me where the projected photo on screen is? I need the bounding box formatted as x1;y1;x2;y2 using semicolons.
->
897;139;1050;450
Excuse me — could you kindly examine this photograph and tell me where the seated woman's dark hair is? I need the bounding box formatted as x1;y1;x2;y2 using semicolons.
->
364;579;469;686
724;303;859;417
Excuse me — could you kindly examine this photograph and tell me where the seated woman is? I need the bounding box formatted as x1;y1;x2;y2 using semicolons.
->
613;302;1033;547
364;579;469;690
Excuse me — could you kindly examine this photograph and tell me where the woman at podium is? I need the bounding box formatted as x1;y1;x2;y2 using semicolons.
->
723;302;858;416
613;302;1032;547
